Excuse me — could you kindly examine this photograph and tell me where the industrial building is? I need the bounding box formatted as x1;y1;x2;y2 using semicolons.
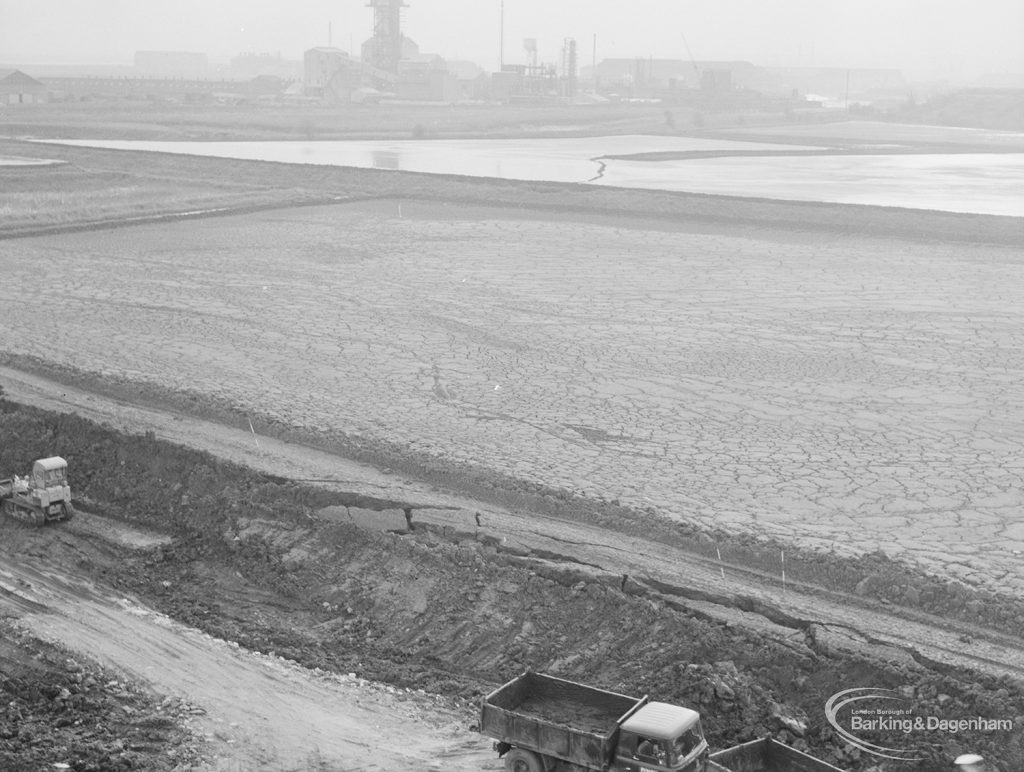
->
304;47;356;101
0;69;47;105
491;38;579;102
393;40;458;102
301;0;592;103
446;60;488;100
362;0;406;76
584;59;766;94
304;0;457;103
229;52;302;80
580;57;909;105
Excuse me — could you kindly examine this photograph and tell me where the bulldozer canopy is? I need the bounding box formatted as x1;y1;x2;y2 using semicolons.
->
32;457;67;483
33;457;67;473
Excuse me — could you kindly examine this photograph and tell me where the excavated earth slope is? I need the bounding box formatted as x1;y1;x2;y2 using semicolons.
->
0;396;1021;770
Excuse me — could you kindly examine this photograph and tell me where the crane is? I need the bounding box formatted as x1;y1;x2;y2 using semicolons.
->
680;31;700;86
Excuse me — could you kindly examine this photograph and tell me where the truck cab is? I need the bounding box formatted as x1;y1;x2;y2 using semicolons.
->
615;702;709;771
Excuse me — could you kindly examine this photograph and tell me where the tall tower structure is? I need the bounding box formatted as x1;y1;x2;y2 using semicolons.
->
366;0;407;74
562;38;578;97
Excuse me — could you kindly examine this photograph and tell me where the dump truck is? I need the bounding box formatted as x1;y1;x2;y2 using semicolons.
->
480;672;842;772
0;456;75;526
708;737;843;772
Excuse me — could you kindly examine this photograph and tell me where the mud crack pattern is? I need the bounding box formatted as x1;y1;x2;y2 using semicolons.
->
2;200;1022;591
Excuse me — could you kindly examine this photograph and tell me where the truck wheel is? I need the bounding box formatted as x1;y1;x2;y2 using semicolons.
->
504;748;544;772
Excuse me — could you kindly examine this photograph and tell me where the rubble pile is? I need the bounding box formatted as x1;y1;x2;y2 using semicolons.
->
0;620;198;771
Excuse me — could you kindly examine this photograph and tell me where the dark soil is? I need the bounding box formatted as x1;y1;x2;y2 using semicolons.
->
0;395;1022;770
0;619;198;771
513;695;623;735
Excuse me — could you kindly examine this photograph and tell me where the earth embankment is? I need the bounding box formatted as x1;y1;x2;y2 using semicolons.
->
0;391;1022;770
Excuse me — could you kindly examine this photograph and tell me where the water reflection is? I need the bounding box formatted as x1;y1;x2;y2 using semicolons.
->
371;150;400;170
599;153;1024;217
49;136;1024;217
0;156;63;166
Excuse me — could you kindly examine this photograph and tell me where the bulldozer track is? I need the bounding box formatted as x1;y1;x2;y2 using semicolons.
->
2;498;45;527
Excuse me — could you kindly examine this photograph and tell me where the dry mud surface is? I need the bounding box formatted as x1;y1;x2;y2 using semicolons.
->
2;127;1024;770
1;198;1022;592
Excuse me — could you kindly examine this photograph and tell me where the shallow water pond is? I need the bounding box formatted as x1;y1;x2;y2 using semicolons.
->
49;135;1024;216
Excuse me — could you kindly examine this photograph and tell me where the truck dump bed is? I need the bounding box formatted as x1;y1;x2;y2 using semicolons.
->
709;737;843;772
480;672;647;770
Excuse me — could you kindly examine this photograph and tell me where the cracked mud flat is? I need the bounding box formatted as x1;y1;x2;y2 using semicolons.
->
2;137;1023;769
1;198;1022;593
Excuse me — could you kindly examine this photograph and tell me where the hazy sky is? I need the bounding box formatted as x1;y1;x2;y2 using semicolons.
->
2;0;1022;77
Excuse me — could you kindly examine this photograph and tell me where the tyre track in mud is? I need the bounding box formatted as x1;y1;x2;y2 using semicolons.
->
6;367;1024;691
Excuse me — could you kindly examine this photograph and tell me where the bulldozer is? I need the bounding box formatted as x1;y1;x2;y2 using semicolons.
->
0;456;75;526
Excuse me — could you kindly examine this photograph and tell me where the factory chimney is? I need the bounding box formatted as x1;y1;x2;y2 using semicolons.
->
366;0;407;74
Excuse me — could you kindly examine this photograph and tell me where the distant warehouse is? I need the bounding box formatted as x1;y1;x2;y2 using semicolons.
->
0;69;47;105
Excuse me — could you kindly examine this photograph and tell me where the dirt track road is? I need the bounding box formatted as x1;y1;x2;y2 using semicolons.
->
0;517;498;771
6;366;1024;691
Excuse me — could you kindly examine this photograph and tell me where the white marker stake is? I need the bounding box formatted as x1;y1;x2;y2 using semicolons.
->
716;545;725;580
781;549;786;593
248;417;260;448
